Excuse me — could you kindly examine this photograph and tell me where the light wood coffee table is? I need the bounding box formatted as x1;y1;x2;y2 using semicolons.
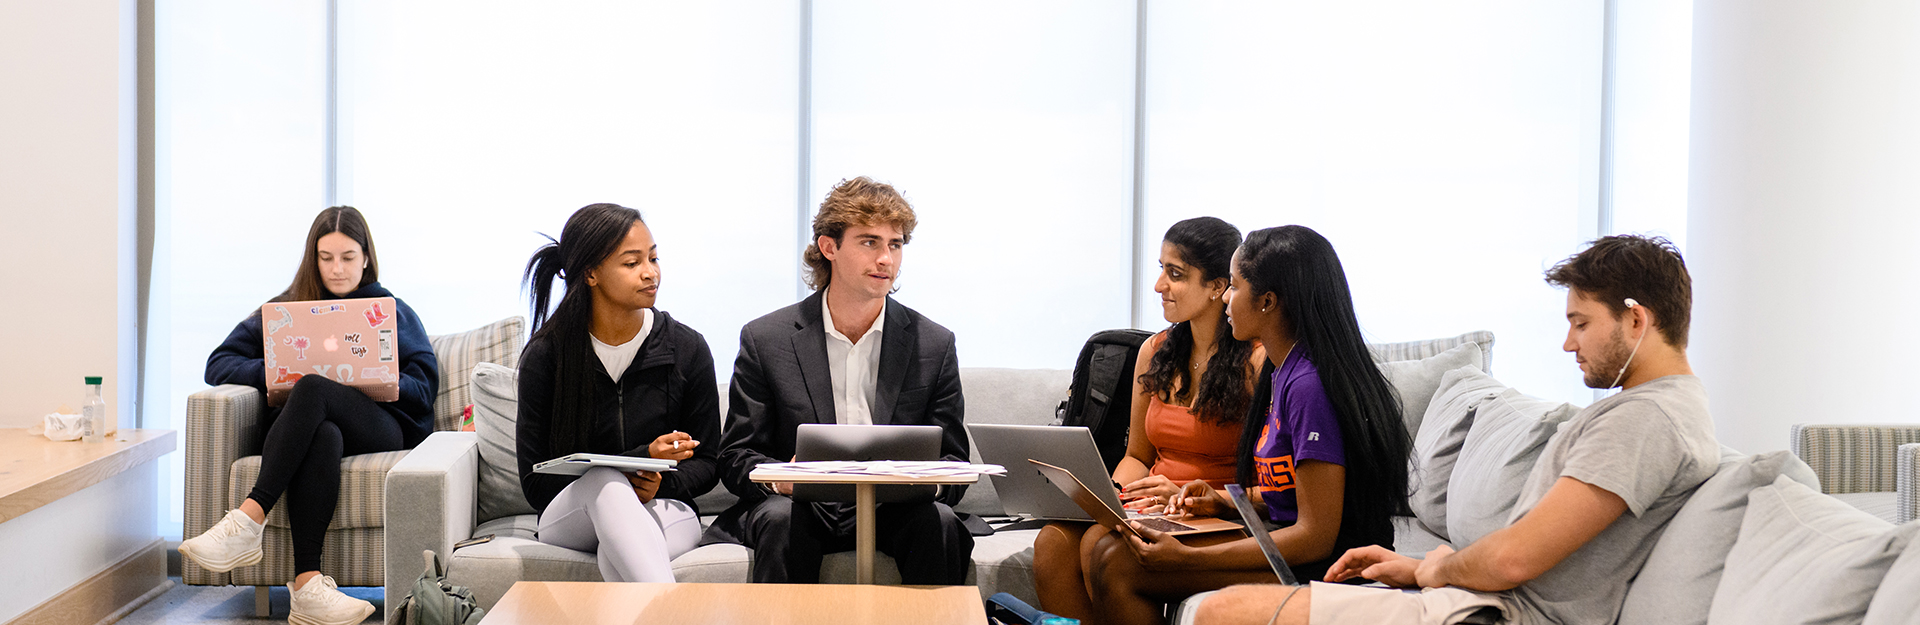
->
483;582;987;625
750;467;979;584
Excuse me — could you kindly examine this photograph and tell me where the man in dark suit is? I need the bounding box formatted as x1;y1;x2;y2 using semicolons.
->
704;176;973;585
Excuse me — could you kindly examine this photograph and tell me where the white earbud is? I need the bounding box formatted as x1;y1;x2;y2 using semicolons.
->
1608;297;1646;389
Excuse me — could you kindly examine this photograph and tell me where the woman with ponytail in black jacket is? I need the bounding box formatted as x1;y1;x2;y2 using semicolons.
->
516;204;722;583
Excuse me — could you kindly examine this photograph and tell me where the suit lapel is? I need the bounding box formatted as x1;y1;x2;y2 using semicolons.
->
871;298;916;425
791;291;836;424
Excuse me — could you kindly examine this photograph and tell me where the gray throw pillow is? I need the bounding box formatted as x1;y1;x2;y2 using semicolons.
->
471;362;535;522
1408;366;1506;541
1708;476;1913;625
1619;451;1819;625
1443;388;1576;545
1862;539;1920;625
1378;342;1485;435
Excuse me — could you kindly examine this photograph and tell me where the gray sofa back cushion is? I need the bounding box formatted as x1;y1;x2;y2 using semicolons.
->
1708;475;1913;625
1367;330;1496;375
1378;342;1485;436
1619;451;1818;625
471;362;536;523
954;368;1073;517
1445;388;1576;545
1862;537;1920;625
1408;366;1505;541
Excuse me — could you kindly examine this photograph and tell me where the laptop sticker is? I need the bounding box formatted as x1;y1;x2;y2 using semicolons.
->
378;329;395;362
285;335;311;360
314;364;332;378
273;366;304;386
337;365;354;382
359;366;397;384
343;332;362;344
266;306;294;335
310;303;347;315
363;302;392;328
351;346;368;358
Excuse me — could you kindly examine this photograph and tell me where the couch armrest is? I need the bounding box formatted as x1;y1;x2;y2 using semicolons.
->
1788;424;1920;494
385;431;480;623
1899;443;1918;525
183;384;263;586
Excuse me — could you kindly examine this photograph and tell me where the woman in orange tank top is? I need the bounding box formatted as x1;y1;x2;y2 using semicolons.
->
1034;217;1262;621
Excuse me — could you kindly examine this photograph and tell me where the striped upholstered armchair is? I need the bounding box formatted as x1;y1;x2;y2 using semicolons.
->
183;316;524;612
1789;424;1920;525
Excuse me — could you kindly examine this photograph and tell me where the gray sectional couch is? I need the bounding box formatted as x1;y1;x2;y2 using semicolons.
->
386;330;1920;625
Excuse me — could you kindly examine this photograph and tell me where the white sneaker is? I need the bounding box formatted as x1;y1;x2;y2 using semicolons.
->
178;509;263;573
289;574;376;625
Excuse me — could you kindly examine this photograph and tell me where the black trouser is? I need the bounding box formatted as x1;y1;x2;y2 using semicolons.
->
734;494;974;585
247;375;403;574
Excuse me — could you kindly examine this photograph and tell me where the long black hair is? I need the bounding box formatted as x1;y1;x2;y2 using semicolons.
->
1234;225;1412;531
522;203;645;456
1139;217;1256;426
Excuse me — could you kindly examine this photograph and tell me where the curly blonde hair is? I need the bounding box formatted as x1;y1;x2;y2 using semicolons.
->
803;177;918;291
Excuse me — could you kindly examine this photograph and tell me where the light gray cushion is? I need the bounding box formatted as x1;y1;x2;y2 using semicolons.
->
1367;330;1496;374
1862;536;1920;625
471;362;535;523
446;514;599;610
1444;388;1576;545
954;368;1073;517
1708;476;1911;625
1392;514;1449;558
1378;341;1485;435
1408;366;1505;541
1620;450;1820;625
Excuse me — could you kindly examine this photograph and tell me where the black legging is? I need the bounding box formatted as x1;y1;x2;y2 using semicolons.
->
247;375;403;574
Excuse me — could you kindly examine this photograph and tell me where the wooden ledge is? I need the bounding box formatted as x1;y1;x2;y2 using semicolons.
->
0;428;176;524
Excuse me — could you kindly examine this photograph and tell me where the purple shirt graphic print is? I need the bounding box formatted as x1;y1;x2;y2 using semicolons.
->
1253;347;1347;525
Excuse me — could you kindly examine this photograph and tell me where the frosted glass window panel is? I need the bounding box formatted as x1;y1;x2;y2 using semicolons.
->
160;0;329;532
346;2;800;366
1610;0;1692;249
1142;1;1604;405
811;0;1136;370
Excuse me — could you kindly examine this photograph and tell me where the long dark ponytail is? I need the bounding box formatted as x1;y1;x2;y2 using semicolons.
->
523;203;645;456
1139;217;1255;426
1233;225;1412;532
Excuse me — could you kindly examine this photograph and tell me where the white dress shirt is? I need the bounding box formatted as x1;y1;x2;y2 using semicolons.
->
590;308;653;382
822;291;884;426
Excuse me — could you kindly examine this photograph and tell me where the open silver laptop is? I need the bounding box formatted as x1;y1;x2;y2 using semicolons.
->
968;424;1124;521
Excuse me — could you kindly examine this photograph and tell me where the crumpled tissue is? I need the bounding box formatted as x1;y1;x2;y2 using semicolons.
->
29;412;89;441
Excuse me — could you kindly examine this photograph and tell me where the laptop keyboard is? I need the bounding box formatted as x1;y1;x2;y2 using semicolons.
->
1132;516;1196;533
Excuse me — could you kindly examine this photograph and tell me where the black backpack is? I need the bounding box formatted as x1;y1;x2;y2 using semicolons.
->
1059;328;1154;473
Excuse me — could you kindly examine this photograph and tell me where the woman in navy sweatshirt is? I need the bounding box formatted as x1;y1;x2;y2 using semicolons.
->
515;203;720;583
181;206;437;625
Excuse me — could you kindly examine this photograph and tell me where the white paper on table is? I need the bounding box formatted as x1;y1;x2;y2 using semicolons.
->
756;460;1006;478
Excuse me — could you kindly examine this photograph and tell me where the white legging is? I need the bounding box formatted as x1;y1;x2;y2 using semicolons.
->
536;466;702;583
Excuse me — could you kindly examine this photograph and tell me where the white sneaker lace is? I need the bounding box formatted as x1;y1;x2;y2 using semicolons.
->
298;575;349;609
205;511;249;541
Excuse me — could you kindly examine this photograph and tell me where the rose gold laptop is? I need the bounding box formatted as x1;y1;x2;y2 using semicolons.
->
261;297;401;407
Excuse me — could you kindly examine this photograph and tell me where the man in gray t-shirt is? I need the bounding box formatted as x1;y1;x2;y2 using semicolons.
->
1500;374;1719;623
1197;235;1715;625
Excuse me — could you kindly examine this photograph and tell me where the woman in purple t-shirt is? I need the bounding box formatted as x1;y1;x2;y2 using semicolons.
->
1084;225;1412;625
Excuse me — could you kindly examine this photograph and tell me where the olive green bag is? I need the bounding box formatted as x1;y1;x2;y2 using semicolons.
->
396;550;486;625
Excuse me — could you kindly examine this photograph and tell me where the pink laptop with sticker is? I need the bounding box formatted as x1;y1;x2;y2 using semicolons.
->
260;297;401;407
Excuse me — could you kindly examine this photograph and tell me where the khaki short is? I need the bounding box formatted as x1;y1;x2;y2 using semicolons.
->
1308;582;1508;625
